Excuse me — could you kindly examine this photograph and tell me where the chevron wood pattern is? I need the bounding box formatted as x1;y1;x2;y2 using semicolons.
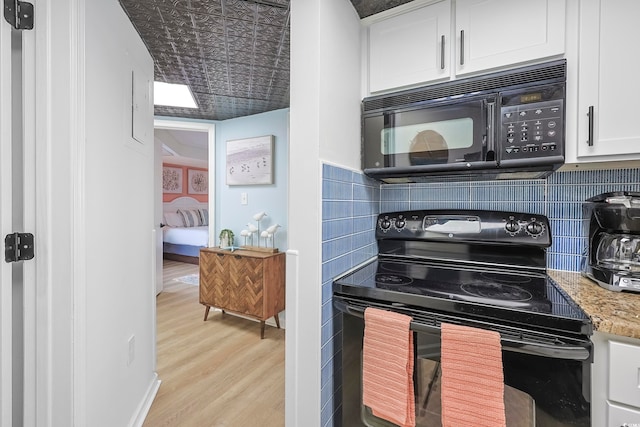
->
228;255;263;316
199;248;285;338
199;252;230;309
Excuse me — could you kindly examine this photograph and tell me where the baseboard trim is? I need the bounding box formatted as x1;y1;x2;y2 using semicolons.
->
128;373;161;427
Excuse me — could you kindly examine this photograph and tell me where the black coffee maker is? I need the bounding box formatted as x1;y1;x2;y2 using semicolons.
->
582;191;640;292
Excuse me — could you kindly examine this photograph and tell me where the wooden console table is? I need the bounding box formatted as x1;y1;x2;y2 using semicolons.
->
199;247;285;339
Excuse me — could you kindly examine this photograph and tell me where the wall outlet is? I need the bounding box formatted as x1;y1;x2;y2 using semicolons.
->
241;192;248;205
128;335;135;366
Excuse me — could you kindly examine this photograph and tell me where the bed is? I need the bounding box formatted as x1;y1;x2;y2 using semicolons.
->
162;196;210;265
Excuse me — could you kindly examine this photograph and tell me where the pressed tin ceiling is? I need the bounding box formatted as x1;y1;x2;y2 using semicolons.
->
349;0;413;18
119;0;291;121
119;0;404;121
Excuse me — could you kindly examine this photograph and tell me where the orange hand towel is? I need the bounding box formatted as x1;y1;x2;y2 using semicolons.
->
440;323;506;427
362;307;415;427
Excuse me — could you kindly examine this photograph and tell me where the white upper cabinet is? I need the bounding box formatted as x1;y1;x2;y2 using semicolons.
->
455;0;565;76
368;0;451;93
575;0;640;161
364;0;565;94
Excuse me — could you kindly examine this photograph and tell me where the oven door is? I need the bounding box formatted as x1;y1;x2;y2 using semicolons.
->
362;96;496;176
337;299;591;427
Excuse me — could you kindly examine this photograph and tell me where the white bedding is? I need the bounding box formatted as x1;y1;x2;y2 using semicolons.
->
162;226;209;247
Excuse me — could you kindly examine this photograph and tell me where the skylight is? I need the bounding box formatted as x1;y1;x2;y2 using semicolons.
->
153;82;198;108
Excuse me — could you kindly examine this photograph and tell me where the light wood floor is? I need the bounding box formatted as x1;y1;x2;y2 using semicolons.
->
143;260;285;427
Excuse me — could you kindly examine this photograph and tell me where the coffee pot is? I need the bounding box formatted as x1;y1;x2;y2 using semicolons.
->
582;191;640;292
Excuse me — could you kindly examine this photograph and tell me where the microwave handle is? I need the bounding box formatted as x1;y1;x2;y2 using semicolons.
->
486;101;495;152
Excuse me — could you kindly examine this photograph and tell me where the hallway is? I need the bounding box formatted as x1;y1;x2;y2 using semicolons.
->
144;260;285;426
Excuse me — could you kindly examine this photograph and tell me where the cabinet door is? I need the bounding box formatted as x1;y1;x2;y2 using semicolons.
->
200;252;230;308
368;0;451;93
577;0;640;159
228;255;264;317
455;0;565;76
607;402;640;426
609;341;640;408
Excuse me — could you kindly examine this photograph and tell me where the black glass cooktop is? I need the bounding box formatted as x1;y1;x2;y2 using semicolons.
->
333;257;591;335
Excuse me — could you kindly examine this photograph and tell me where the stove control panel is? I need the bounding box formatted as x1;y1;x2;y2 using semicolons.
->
377;210;551;247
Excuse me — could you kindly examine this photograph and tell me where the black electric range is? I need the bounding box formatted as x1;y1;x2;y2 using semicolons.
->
335;209;593;427
333;209;592;342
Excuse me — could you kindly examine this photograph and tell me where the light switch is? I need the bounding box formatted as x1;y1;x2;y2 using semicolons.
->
241;192;248;205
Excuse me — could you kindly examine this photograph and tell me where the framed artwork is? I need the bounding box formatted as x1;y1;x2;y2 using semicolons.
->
188;169;208;194
226;135;274;185
162;166;183;193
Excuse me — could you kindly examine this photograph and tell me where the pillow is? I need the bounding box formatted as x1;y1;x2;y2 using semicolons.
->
199;208;209;226
177;208;203;227
164;212;183;227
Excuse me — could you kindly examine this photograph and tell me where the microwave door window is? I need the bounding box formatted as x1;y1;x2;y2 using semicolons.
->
382;128;397;167
382;118;474;167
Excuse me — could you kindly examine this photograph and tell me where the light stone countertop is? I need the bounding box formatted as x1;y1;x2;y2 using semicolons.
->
549;270;640;339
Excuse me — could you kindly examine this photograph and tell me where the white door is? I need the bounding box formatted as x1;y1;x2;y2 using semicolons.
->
0;13;36;427
0;16;14;427
0;9;37;427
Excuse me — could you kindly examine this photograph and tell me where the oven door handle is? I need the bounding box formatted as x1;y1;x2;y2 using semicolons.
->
410;322;591;361
339;301;591;361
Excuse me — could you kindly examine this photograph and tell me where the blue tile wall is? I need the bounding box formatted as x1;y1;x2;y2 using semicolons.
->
321;164;380;427
320;164;640;427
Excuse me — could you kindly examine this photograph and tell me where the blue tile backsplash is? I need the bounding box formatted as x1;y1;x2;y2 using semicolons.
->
320;163;640;427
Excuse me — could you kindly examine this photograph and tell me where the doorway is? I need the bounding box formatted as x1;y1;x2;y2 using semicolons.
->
153;119;214;294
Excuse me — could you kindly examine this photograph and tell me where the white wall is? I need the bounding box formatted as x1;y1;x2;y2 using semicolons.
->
318;2;362;169
287;0;361;425
38;0;157;425
84;1;157;425
216;109;289;250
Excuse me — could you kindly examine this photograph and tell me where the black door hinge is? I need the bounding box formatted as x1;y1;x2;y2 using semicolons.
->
4;232;34;262
4;0;33;30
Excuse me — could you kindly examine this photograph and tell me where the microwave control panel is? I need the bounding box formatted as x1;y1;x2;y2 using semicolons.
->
499;99;564;160
498;83;565;162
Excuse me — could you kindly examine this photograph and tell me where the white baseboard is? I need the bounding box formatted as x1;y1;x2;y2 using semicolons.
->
128;373;161;427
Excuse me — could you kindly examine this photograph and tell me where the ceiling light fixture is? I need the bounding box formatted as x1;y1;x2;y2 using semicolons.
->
153;82;198;108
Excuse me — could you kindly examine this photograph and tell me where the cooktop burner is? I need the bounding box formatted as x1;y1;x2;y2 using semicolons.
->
375;273;413;286
460;283;532;301
480;272;532;284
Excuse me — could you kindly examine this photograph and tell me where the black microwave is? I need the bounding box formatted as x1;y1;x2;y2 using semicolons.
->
362;60;566;183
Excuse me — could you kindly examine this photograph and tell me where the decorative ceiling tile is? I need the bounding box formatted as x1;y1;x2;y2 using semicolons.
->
119;0;396;121
119;0;292;121
349;0;413;18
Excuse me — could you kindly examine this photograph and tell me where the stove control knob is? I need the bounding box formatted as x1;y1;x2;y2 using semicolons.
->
395;219;406;230
380;219;391;231
505;220;520;233
526;221;544;236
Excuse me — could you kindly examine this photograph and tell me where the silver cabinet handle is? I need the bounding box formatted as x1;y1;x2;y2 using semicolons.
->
460;30;465;65
587;105;594;146
440;35;445;70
